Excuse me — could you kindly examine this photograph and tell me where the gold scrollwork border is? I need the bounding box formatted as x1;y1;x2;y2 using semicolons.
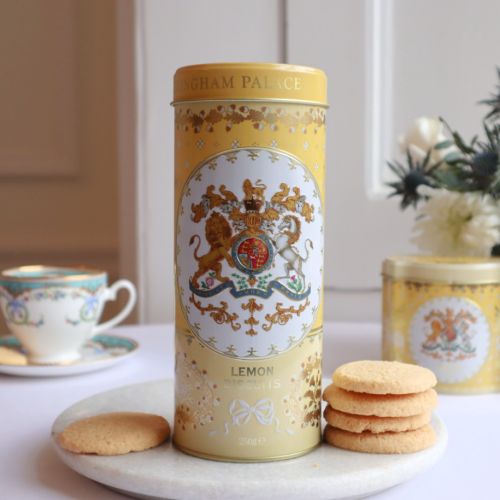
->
175;103;326;134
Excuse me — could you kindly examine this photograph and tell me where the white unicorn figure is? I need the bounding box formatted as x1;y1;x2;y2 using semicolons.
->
272;215;313;287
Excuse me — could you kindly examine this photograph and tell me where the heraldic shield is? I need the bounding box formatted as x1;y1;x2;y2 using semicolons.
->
176;148;324;360
410;296;490;383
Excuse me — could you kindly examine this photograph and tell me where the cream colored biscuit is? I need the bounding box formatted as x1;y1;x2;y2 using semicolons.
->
323;405;431;434
333;360;437;395
57;412;170;456
323;384;438;417
324;424;436;454
0;346;27;365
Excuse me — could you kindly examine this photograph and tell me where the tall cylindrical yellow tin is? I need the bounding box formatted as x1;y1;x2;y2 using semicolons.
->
172;63;327;461
382;256;500;394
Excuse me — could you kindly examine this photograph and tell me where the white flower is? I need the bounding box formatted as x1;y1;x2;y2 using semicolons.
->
399;117;457;165
412;186;500;256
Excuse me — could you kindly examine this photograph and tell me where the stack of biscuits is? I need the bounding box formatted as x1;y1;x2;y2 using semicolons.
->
323;360;438;454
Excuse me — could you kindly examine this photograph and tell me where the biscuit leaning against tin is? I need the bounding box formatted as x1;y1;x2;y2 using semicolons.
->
172;63;328;461
382;256;500;394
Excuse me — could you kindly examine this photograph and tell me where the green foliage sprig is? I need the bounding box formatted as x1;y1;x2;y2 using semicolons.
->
388;68;500;208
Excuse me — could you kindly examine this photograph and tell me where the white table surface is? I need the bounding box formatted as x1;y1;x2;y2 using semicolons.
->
1;322;498;500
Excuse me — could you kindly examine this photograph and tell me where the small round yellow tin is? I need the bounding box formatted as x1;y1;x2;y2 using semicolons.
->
382;256;500;394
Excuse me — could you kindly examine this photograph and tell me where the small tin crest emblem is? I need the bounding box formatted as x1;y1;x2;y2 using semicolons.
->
410;296;490;383
421;308;477;361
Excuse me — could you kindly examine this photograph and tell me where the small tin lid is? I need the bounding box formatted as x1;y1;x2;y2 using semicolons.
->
382;255;500;284
173;63;327;106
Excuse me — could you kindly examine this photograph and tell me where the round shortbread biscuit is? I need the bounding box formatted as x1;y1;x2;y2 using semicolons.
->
323;405;431;434
323;384;438;417
57;412;170;456
324;424;436;454
333;360;437;395
0;346;27;365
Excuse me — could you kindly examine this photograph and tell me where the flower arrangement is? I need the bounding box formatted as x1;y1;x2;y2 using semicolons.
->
388;69;500;257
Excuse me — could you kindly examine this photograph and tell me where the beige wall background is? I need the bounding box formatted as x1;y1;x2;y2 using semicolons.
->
0;0;123;328
4;0;498;327
134;0;500;324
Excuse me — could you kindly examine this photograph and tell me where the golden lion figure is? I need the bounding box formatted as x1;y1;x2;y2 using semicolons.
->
189;213;235;288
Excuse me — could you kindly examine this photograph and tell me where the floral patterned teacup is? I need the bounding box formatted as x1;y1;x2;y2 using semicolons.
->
0;266;137;364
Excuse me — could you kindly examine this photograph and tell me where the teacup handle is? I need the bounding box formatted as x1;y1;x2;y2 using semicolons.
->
92;279;137;335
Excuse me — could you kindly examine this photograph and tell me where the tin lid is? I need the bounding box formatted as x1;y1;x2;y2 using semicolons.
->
172;63;327;106
382;255;500;284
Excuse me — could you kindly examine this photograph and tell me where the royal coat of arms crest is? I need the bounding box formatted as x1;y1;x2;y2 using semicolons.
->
420;307;477;360
409;296;490;383
176;148;323;359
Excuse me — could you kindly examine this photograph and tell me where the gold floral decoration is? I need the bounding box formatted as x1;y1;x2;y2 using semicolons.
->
190;293;241;331
175;351;220;431
241;298;263;336
175;104;326;134
262;299;310;331
282;352;322;428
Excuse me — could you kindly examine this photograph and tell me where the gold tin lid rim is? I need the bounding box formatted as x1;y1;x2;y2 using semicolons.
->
382;274;500;285
173;62;327;105
171;97;329;108
383;256;500;284
174;62;327;77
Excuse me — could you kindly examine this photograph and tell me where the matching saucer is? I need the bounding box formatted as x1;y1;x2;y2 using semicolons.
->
0;334;139;377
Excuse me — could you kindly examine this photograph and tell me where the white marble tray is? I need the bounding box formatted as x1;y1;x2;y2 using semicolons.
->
51;379;447;500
